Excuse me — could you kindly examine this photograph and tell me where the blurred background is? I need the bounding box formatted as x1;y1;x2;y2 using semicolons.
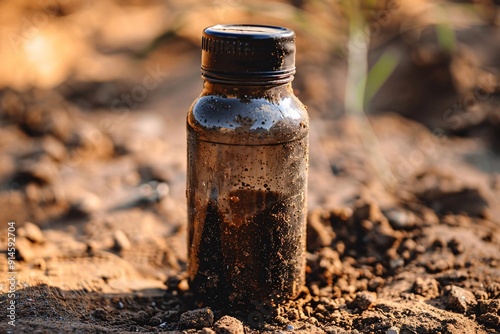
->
0;0;500;300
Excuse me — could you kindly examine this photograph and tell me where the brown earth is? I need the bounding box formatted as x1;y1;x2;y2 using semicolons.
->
1;1;500;333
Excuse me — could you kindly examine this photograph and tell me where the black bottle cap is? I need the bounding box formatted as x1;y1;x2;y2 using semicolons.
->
201;24;296;84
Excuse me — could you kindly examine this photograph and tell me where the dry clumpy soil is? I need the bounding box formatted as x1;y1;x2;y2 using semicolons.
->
0;87;499;334
1;4;500;331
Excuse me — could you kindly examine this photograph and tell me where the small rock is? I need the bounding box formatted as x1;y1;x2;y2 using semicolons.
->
351;291;377;311
387;326;400;334
384;208;416;229
213;315;244;334
141;181;170;202
113;230;131;251
19;222;45;244
178;308;214;330
444;285;477;313
389;257;404;270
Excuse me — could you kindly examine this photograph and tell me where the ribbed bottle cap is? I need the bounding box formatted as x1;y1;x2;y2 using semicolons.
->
201;24;296;84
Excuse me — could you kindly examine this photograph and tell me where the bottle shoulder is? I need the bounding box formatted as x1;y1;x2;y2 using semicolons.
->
187;93;308;145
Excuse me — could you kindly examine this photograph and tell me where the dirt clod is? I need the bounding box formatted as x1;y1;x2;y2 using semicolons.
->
478;313;500;328
351;291;377;311
92;308;111;321
1;4;500;334
133;310;150;325
444;285;477;314
178;308;214;330
412;277;440;298
307;209;334;252
213;315;244;334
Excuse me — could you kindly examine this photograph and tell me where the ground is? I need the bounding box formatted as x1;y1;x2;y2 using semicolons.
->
0;0;500;333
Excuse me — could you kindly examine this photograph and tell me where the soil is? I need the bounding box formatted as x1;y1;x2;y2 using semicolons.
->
1;1;500;333
190;189;304;310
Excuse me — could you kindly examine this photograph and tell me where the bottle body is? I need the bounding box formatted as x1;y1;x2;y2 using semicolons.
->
187;82;308;309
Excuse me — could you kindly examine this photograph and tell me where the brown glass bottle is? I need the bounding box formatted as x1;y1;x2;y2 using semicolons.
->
187;24;309;310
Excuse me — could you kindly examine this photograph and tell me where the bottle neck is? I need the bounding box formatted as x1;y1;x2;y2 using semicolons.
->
202;81;294;101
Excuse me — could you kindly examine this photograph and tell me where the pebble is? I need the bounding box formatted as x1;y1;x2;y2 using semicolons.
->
19;222;45;244
389;257;404;270
178;308;214;330
384;208;416;229
387;326;400;334
444;285;477;313
213;315;244;334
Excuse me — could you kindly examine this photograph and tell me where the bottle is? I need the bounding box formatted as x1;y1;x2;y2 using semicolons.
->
187;24;309;310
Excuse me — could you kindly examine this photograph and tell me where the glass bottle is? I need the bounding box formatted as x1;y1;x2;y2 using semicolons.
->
187;24;309;310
